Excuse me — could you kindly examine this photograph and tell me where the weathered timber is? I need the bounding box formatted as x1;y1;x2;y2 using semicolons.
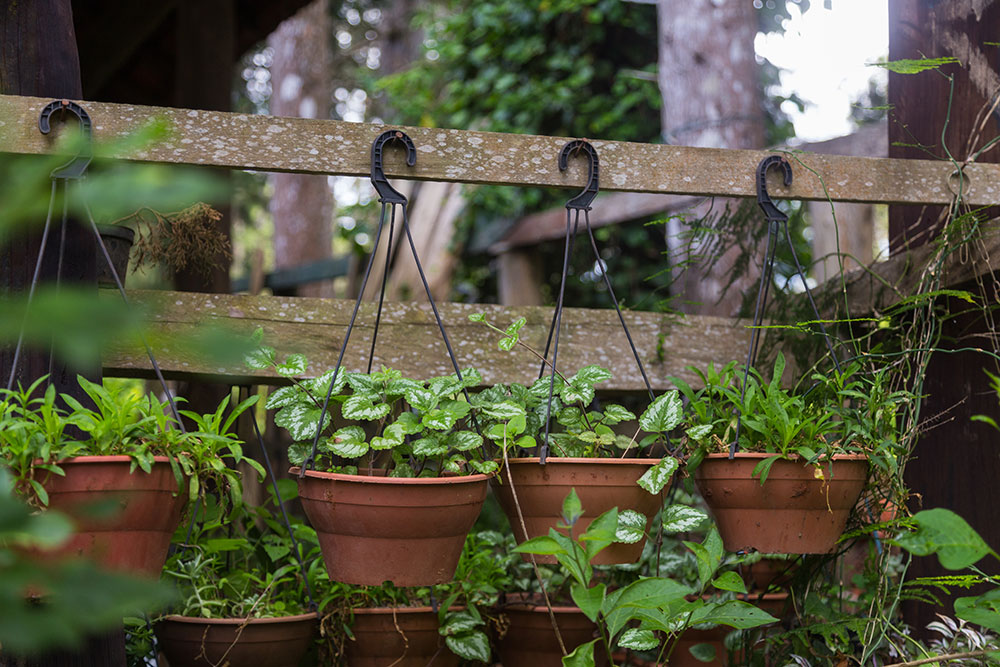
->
488;192;697;254
818;219;1000;316
2;94;1000;206
102;290;755;391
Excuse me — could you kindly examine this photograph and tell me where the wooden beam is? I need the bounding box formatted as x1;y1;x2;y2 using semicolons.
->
103;290;755;391
488;192;697;254
819;219;1000;316
2;94;999;206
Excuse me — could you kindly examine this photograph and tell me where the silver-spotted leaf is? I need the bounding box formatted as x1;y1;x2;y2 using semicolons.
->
661;504;709;533
639;390;683;433
615;509;647;544
636;457;679;495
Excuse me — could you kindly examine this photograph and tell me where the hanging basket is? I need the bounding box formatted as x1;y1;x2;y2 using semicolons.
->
40;456;186;576
155;612;317;667
494;457;663;565
293;468;491;586
345;607;459;667
694;453;868;554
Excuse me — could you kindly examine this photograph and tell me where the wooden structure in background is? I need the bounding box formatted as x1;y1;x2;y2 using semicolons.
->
889;0;1000;634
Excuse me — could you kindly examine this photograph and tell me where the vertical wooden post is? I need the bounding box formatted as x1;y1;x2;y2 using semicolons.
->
0;2;119;665
888;0;1000;633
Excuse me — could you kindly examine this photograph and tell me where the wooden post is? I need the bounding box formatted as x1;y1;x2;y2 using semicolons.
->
889;0;1000;633
0;2;118;665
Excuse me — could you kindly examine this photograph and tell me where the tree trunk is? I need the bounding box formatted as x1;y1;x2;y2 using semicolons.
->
268;0;335;298
889;0;1000;635
657;0;765;317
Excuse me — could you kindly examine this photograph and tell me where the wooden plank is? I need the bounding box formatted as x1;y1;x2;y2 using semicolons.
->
827;218;1000;316
102;290;755;391
2;94;1000;206
488;192;697;254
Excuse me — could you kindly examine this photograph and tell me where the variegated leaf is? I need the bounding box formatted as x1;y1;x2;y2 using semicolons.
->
265;385;304;410
275;353;307;377
413;436;448;458
274;404;330;442
450;431;484;452
636;457;679;495
615;510;647;544
661;504;709;533
639;390;683;433
617;628;659;651
342;395;391;421
405;387;438;412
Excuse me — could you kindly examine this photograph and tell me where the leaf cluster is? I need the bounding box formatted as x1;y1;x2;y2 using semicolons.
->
515;490;777;666
0;376;261;508
675;354;909;482
161;485;322;620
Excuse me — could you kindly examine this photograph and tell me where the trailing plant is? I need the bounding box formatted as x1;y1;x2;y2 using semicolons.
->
515;489;778;666
0;375;262;508
672;353;910;483
247;329;497;478
317;530;510;664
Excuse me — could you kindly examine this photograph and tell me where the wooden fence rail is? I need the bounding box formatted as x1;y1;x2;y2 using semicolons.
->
104;290;751;391
2;94;999;206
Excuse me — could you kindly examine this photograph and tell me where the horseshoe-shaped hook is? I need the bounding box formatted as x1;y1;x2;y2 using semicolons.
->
370;130;417;205
756;155;792;223
558;139;599;211
38;99;93;179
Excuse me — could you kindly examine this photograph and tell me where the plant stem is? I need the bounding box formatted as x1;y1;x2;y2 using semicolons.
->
884;650;995;667
502;440;567;656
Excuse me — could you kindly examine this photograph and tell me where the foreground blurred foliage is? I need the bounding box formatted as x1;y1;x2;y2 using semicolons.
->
0;468;173;655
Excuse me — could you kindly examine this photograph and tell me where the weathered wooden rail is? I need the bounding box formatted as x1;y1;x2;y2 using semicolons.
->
104;290;749;391
2;93;997;388
2;94;999;206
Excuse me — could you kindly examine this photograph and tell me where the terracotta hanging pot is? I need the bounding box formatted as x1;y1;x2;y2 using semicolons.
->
345;607;458;667
493;457;663;564
694;453;868;554
496;594;606;667
292;468;491;586
40;456;186;576
155;612;317;667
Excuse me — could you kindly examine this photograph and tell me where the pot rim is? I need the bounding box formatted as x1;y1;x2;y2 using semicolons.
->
352;606;463;616
159;612;318;625
503;457;662;466
701;452;868;462
51;455;175;465
291;467;494;485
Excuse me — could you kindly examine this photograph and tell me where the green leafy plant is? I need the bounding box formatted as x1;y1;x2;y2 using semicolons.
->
673;354;909;482
161;485;321;620
317;530;510;663
248;329;497;477
515;490;777;666
0;375;262;508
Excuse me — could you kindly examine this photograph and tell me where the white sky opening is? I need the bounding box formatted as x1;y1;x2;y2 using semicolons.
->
755;0;889;142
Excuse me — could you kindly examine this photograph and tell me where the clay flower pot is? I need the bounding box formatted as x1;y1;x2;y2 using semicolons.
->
292;467;491;586
345;607;458;667
41;455;186;576
497;595;606;667
493;457;663;564
155;612;317;667
694;453;868;554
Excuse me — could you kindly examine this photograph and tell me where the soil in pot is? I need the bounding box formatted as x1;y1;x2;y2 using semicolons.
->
694;453;868;554
496;594;607;667
345;607;458;667
292;467;491;586
494;458;663;565
41;456;186;576
155;612;317;667
95;224;134;288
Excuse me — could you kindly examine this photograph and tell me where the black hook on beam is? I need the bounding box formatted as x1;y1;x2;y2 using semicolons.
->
558;139;599;211
38;99;93;180
370;129;416;205
756;155;792;223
